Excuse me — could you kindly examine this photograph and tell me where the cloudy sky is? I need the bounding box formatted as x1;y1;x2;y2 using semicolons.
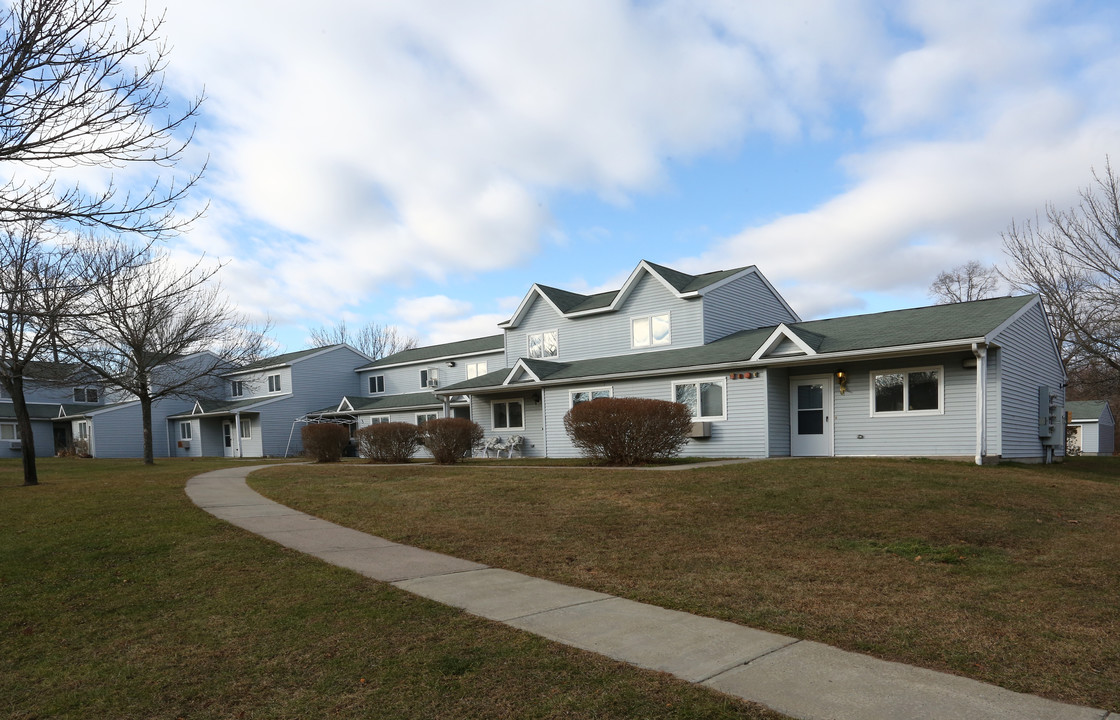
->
139;0;1120;350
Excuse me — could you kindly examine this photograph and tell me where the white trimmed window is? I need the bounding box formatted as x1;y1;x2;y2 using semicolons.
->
73;387;98;403
420;368;439;388
570;387;612;407
632;313;671;349
267;374;282;393
366;415;390;425
240;421;252;439
871;366;943;415
77;421;89;440
673;379;726;421
416;412;438;425
179;422;192;440
493;400;524;430
368;375;385;394
1;422;20;440
527;330;558;359
466;361;487;379
231;380;244;397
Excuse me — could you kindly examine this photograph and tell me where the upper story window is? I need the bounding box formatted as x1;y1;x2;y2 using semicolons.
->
73;387;98;403
570;387;612;407
231;380;244;397
632;313;671;349
466;361;487;379
267;374;282;393
420;368;439;388
179;422;192;440
871;367;942;415
493;400;524;430
673;379;725;421
527;330;558;359
368;375;385;394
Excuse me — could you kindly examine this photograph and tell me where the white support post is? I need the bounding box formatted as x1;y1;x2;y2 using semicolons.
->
234;412;243;458
972;343;988;466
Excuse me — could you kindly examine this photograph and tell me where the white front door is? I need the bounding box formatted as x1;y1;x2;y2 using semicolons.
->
222;422;236;457
790;375;833;457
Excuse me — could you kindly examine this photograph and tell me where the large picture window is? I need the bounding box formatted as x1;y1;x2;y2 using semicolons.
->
871;367;942;415
672;379;725;421
493;400;524;430
527;330;558;359
632;313;671;348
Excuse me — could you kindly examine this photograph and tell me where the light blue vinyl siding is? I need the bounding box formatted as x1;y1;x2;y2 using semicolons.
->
991;303;1066;460
171;418;202;458
360;350;505;397
472;392;544;457
82;397;194;458
702;271;799;342
505;273;704;366
228;366;293;400
766;367;790;457
537;373;768;459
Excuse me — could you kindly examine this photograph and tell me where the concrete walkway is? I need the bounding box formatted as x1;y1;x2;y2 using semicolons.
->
186;465;1115;720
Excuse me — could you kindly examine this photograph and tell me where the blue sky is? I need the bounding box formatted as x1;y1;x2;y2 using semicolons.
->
137;0;1120;351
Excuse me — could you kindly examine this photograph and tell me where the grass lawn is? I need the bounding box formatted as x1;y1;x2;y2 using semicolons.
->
250;456;1120;712
0;457;787;720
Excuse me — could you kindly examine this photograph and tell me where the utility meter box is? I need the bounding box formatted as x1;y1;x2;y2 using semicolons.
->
1038;385;1064;445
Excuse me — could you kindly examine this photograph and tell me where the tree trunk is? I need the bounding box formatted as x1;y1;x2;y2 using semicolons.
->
140;390;154;465
9;376;39;486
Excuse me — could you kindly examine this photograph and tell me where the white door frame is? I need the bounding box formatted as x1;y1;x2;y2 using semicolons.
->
790;374;834;457
222;421;236;457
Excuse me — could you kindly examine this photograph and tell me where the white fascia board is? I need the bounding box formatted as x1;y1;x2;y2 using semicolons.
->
503;359;541;385
988;296;1068;382
499;284;568;329
750;324;817;361
357;347;502;372
337;397;354;412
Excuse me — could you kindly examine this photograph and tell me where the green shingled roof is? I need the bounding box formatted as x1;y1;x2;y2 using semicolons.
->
442;295;1039;393
232;345;345;373
360;335;504;370
1067;401;1110;421
0;402;65;420
643;261;751;293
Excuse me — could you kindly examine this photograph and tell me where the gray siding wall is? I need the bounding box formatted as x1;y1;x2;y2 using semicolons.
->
766;367;790;457
0;418;56;458
1099;419;1116;455
991;303;1066;460
472;392;545;457
170;417;202;458
271;347;371;456
361;350;506;398
505;273;704;366
537;373;768;459
227;366;294;400
86;396;193;458
702;271;799;342
1077;422;1100;454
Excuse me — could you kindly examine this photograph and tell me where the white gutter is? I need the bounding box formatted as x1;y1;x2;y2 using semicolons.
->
972;342;988;466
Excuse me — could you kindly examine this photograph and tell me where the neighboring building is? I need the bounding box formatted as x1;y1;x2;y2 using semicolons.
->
166;344;371;458
1066;401;1115;456
0;363;107;457
310;335;505;454
436;260;1067;464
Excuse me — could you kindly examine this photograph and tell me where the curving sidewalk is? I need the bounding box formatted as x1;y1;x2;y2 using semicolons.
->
186;465;1115;720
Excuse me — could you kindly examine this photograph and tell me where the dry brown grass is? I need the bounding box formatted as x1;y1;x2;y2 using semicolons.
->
251;456;1120;712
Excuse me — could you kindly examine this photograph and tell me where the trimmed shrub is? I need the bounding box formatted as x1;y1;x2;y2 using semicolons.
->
357;422;422;463
420;417;484;464
301;423;350;463
563;397;692;465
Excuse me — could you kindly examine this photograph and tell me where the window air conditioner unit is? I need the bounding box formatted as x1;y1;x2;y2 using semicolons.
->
9;441;21;451
687;422;711;439
427;379;439;388
178;440;190;449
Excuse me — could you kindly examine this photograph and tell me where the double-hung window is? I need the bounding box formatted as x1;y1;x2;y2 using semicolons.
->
632;313;671;348
466;361;487;379
179;422;192;440
77;421;89;440
871;367;942;415
0;422;20;440
493;400;524;430
240;421;252;439
231;380;244;397
367;416;390;425
368;375;385;394
420;368;439;388
267;374;282;393
73;388;98;403
527;330;558;359
570;387;612;407
673;379;726;421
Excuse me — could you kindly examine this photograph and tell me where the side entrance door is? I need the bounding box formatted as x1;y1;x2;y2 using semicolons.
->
790;375;833;457
222;422;236;457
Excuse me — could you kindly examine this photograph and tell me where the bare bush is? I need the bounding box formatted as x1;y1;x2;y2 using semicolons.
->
301;424;350;463
421;418;484;464
563;397;693;465
357;422;422;463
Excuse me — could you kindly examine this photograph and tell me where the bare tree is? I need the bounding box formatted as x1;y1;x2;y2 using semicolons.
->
308;320;418;360
64;249;268;464
0;0;203;237
0;221;90;484
1002;159;1120;376
929;261;1001;304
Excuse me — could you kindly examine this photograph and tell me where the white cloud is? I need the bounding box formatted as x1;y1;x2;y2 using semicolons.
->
392;295;474;326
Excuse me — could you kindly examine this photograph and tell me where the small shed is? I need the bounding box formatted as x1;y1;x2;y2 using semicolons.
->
1066;401;1115;456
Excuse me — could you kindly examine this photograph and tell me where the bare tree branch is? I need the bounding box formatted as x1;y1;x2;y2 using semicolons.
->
928;260;1001;304
308;320;418;360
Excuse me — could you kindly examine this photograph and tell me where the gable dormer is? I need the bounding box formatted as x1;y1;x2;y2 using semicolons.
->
750;324;821;361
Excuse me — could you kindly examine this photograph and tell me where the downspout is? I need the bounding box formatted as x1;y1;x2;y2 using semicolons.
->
972;342;988;466
234;412;243;458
